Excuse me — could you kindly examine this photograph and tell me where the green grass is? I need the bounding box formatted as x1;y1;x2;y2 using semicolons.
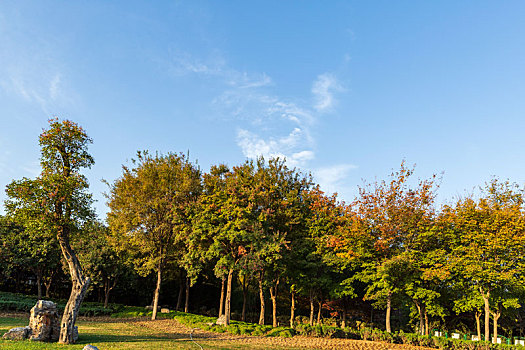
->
0;316;296;349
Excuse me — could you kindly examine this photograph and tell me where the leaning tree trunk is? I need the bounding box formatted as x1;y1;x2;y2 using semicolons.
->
385;291;392;333
184;276;190;313
152;261;162;321
224;268;234;325
481;287;490;341
57;230;91;344
219;276;225;316
269;279;279;327
258;272;265;325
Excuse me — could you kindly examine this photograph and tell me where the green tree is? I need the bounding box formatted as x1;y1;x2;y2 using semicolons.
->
75;220;128;308
0;217;61;298
193;162;258;326
5;118;95;344
449;180;525;341
106;151;201;320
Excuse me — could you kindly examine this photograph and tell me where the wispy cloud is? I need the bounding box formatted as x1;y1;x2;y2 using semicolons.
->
236;128;314;167
313;164;358;197
169;51;272;89
0;12;72;115
169;51;347;169
312;73;343;112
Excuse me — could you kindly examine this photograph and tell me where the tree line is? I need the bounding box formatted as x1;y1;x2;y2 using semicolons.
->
2;119;525;344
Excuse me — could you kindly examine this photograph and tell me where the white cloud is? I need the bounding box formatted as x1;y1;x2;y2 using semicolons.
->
312;73;343;112
169;52;349;171
49;74;61;100
169;51;272;89
314;164;358;195
236;127;313;167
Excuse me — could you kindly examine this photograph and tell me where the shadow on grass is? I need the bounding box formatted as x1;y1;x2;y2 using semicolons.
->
77;332;196;344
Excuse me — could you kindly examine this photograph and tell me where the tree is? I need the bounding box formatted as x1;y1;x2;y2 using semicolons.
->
75;220;128;308
0;217;61;298
193;162;258;326
448;180;525;341
252;158;311;327
106;151;201;320
5;118;95;344
329;162;439;332
302;186;349;327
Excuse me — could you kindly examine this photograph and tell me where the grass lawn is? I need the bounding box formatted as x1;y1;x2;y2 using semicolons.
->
0;316;296;350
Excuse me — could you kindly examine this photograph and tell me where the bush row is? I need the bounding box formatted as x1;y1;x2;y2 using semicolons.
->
170;310;524;349
0;291;121;316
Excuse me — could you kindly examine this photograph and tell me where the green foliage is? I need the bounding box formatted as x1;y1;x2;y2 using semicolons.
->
0;291;121;316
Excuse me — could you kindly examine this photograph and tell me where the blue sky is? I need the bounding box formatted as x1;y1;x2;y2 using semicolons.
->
1;1;525;218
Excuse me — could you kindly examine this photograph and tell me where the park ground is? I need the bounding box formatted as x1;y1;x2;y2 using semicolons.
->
0;312;434;350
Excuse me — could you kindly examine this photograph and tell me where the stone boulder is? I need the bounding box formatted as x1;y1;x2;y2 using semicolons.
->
83;344;99;350
29;300;60;342
2;326;31;340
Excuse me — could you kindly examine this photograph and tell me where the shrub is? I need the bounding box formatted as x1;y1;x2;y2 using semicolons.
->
266;327;295;338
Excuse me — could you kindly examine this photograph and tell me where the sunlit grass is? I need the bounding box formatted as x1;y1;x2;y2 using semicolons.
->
0;316;294;349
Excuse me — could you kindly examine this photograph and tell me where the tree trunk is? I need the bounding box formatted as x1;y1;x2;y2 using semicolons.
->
424;308;429;336
492;308;501;343
225;268;233;325
44;272;54;298
385;291;392;333
242;277;248;322
152;262;162;321
290;288;295;328
176;274;184;311
104;279;116;308
480;287;490;341
317;299;322;325
309;290;315;326
36;269;42;300
269;279;279;327
414;300;423;335
57;230;91;344
219;276;225;316
342;298;347;328
258;272;265;325
475;311;481;340
184;276;190;313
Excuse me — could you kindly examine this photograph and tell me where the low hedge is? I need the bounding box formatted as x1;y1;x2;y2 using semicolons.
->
0;291;121;316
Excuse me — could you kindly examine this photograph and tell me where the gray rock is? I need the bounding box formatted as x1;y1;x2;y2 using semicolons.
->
29;300;60;341
2;326;31;340
83;344;99;350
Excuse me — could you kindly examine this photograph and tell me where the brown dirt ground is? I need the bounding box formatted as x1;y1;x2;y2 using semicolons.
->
134;318;436;350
